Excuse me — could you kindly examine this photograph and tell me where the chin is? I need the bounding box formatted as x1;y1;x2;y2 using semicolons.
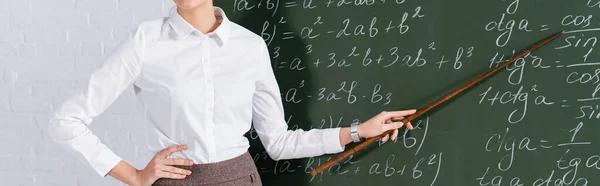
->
173;0;210;9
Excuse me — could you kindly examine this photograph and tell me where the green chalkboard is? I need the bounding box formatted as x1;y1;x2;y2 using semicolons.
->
215;0;600;185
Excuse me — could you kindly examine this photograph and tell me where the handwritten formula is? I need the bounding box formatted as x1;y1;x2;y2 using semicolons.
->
217;0;600;185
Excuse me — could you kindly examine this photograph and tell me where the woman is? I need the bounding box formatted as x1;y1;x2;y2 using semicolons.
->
47;0;415;185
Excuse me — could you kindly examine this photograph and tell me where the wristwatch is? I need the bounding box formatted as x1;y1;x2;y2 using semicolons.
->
350;123;361;142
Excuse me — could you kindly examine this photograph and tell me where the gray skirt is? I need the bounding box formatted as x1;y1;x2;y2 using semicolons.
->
152;151;262;186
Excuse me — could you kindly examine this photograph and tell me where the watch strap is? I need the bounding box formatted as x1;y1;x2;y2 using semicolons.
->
350;123;361;142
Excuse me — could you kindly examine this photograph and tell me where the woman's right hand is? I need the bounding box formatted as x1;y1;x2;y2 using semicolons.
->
134;144;195;186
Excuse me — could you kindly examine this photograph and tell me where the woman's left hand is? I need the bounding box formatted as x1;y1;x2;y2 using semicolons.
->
357;109;417;142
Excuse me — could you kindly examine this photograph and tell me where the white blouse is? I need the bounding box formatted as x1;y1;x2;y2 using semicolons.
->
47;7;344;177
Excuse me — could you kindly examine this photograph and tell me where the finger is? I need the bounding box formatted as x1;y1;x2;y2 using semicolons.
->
160;165;192;176
406;121;414;130
381;133;389;142
159;171;188;179
385;109;417;117
391;129;399;141
391;116;404;122
162;158;194;166
157;144;188;158
383;121;405;131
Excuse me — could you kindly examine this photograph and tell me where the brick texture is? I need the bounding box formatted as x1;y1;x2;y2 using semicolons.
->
0;0;178;185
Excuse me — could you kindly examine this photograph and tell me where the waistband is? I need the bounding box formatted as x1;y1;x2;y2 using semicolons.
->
152;151;258;185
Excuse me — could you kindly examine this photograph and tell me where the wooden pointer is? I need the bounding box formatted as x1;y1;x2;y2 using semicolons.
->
309;31;563;177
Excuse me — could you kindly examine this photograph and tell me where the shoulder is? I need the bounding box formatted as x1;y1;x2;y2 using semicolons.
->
228;22;272;64
110;18;169;64
127;18;169;44
227;21;268;50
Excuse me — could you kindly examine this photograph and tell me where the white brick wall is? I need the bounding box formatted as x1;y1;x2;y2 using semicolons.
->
0;0;178;185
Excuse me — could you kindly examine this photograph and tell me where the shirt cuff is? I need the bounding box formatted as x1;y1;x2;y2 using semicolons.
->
94;147;123;177
321;127;345;154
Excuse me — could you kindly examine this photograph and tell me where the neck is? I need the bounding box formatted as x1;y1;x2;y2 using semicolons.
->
177;4;220;34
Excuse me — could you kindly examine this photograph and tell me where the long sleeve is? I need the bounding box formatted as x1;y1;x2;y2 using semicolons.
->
251;41;345;161
47;27;145;177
